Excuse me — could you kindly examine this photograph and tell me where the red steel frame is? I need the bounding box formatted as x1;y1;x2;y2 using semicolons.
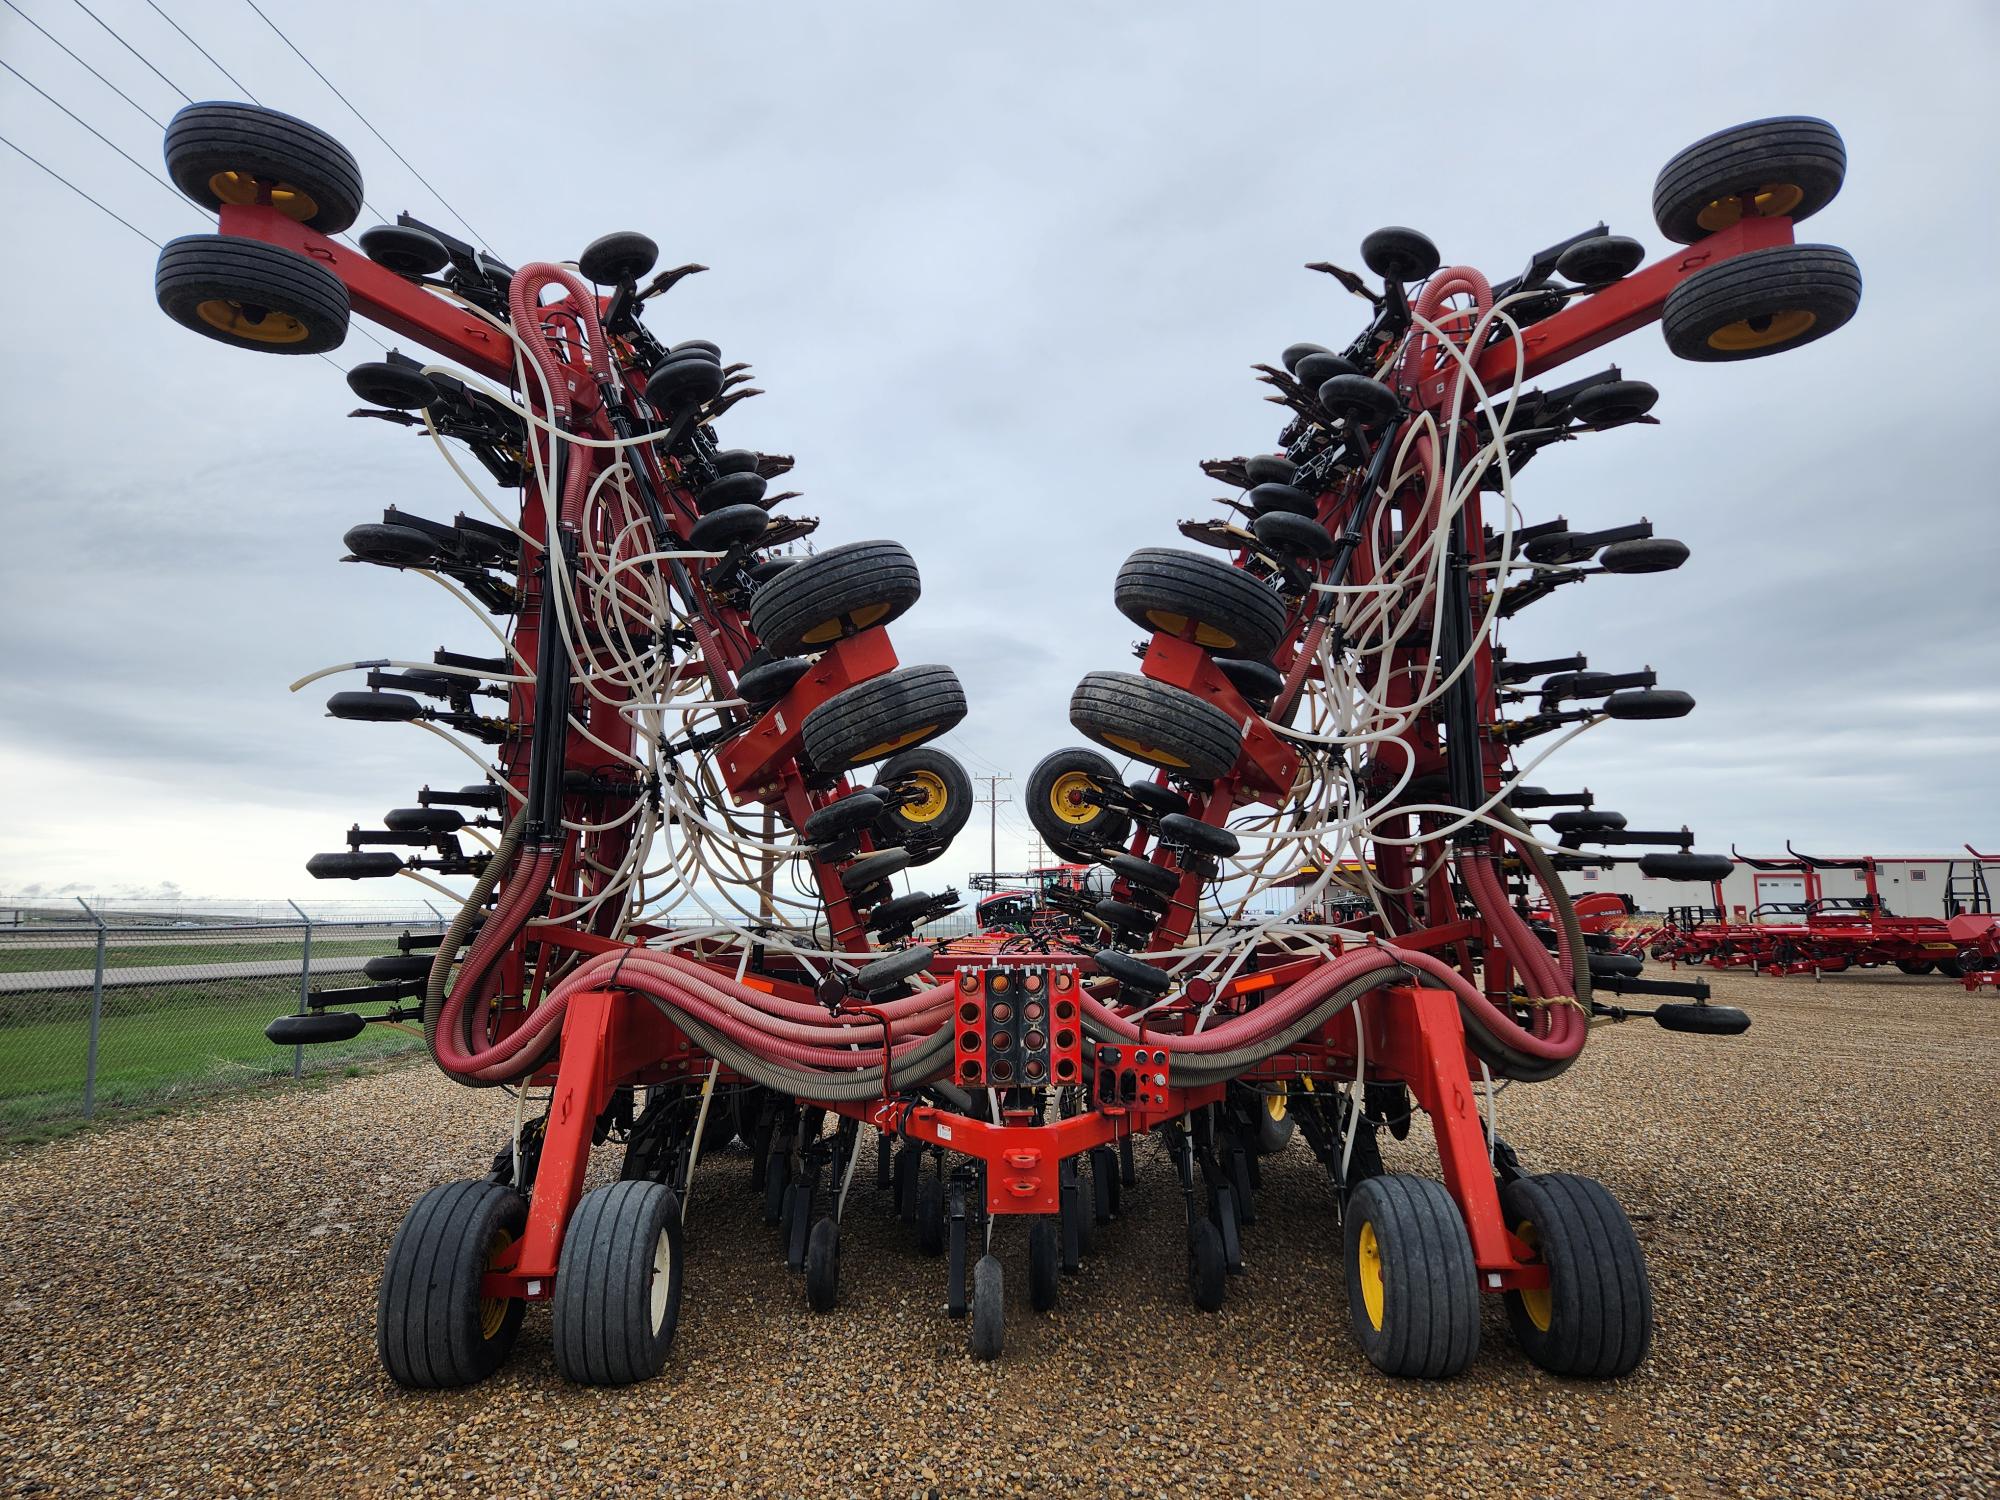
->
209;196;1804;1308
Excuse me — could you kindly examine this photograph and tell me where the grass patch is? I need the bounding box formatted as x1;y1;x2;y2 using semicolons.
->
0;938;398;975
0;977;424;1138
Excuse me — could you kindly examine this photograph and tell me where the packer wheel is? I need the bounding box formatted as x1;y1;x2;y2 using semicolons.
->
1343;1174;1479;1378
551;1180;685;1386
1188;1218;1226;1311
968;1254;1005;1360
1501;1172;1653;1378
375;1179;526;1389
805;1216;841;1313
1028;1218;1061;1311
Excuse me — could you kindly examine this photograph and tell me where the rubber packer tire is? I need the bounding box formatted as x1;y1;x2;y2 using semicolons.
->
1652;116;1845;245
1342;1173;1480;1379
155;235;350;355
375;1179;526;1389
163;101;363;233
803;664;966;772
749;540;921;657
969;1254;1005;1360
551;1180;685;1386
1500;1173;1653;1379
1026;746;1131;859
1070;671;1243;781
1661;244;1860;363
1028;1218;1061;1311
1113;548;1289;660
805;1217;840;1313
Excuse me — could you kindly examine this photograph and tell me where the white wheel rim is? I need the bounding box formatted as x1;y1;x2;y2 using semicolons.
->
648;1227;673;1334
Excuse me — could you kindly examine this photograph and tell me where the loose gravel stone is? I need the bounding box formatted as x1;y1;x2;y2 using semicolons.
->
0;970;1994;1497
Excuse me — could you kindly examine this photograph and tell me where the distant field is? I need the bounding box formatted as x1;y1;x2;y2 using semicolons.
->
0;938;395;975
0;977;423;1136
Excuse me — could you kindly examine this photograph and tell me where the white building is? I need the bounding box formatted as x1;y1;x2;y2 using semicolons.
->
1563;850;1995;921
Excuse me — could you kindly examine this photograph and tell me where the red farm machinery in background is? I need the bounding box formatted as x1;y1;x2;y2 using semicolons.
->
154;102;1861;1382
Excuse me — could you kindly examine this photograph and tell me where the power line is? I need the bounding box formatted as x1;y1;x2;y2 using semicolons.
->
141;0;259;103
0;56;193;207
0;126;159;244
239;0;489;247
1;0;164;126
973;774;1012;885
66;0;191;103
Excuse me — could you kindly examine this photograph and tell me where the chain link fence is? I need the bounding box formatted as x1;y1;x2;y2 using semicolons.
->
0;902;445;1137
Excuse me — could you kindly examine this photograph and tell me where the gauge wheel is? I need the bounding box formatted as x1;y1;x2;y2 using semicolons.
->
1026;746;1132;858
1652;116;1845;244
156;235;350;354
1069;672;1243;781
1661;244;1860;362
163;100;363;232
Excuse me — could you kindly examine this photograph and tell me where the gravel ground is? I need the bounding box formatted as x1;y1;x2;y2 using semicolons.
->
1;970;1995;1498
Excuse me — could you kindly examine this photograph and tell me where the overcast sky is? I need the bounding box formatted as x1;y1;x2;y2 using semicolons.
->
0;1;1994;907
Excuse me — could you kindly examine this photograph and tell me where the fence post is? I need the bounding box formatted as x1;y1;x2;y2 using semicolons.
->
78;898;106;1118
423;899;447;934
288;900;313;1080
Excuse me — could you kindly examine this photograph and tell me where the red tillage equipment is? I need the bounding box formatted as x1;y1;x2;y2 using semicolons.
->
153;103;1862;1382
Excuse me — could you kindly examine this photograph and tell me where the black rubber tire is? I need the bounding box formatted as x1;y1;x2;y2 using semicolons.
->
359;223;449;277
551;1181;685;1386
155;235;349;355
1604;689;1695;720
1501;1173;1652;1378
1247;482;1315;518
1094;947;1172;995
1319;373;1401;424
750;540;922;657
1936;956;1966;979
1107;851;1179;894
306;851;402;880
802;789;882;844
1340;1116;1385;1193
699;471;769;512
1639;852;1734;882
1244;453;1298;485
671;339;722;360
1028;1219;1061;1311
687;503;768;552
1599;538;1689;574
762;1151;788;1225
872;746;974;859
1113;548;1288;660
1280;341;1329;374
578;230;658;285
1342;1174;1480;1379
163;101;362;232
1094;897;1157;935
266;1010;365;1044
839;847;912;891
1661;244;1860;363
864;891;935;931
1213;656;1286;710
346;361;438;411
1554;234;1645;286
1123;779;1190;822
712;447;760;475
1895;960;1936;977
1570;379;1658;426
645;355;724;410
739;655;811;706
854;943;934;990
376;1180;527;1388
1026;747;1131;858
343;522;436;565
1157;812;1240;859
1253;510;1337;561
805;1216;841;1313
1653;116;1846;244
969;1254;1005;1360
1293;350;1360;389
363;953;432;981
916;1176;946;1256
1188;1219;1227;1311
803;665;966;773
1361;225;1440;283
1252;1091;1296;1155
1069;672;1244;781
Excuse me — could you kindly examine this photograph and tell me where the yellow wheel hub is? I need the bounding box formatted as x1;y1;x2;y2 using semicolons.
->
1695;181;1805;233
1143;608;1237;650
1101;732;1190;770
1515;1219;1552;1332
195;299;312;344
1706;308;1816;353
478;1228;515;1341
1357;1220;1385;1331
800;602;893;645
901;769;950;824
1263;1091;1287;1123
1048;770;1100;827
207;170;320;224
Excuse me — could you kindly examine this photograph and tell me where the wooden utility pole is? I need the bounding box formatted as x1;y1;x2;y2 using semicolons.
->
974;774;1012;886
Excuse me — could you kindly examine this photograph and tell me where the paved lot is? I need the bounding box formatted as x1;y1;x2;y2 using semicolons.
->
0;970;1993;1497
